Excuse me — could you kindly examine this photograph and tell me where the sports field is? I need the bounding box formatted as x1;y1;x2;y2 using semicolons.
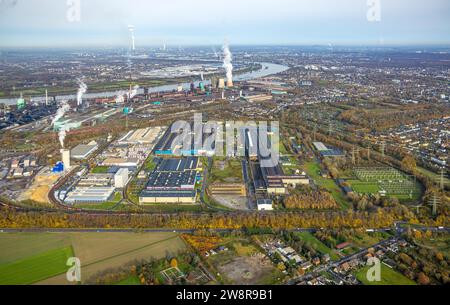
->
0;232;186;285
347;167;422;201
355;263;416;285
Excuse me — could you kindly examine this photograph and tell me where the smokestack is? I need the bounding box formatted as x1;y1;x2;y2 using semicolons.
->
61;149;71;170
45;89;48;105
218;79;225;89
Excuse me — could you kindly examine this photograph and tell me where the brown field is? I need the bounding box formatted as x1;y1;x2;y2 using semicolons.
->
18;169;60;204
218;256;280;285
0;232;186;285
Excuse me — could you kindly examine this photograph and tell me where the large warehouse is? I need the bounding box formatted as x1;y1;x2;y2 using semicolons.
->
64;186;115;204
139;157;201;204
71;142;98;160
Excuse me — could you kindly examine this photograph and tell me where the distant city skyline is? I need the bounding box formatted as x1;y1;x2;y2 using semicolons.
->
0;0;449;47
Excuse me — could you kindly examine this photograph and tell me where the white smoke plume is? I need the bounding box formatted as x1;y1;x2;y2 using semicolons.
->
52;100;70;148
128;85;139;99
76;79;87;106
115;92;125;104
222;41;233;84
128;25;136;51
58;128;67;148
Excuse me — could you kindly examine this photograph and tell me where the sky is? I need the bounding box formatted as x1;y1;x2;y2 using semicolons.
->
0;0;449;47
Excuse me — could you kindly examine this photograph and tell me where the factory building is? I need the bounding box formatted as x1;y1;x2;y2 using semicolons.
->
257;199;274;211
71;142;98;160
117;126;166;145
139;157;201;204
313;142;345;157
210;184;246;196
102;157;139;167
153;122;216;157
65;186;115;205
114;168;129;188
77;173;114;187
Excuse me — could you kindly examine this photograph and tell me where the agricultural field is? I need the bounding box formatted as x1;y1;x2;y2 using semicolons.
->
355;263;417;285
0;232;186;285
0;247;73;285
346;167;423;201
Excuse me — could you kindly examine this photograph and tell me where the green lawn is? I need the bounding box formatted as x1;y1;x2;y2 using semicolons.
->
305;162;351;209
210;159;243;184
91;166;110;174
355;263;416;285
115;275;141;285
296;232;340;260
0;247;74;285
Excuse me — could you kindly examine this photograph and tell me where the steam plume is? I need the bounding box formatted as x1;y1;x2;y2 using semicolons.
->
128;85;139;99
76;79;87;106
222;41;233;86
52;100;70;148
128;25;136;51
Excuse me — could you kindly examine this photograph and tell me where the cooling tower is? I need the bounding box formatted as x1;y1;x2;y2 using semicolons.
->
226;79;233;87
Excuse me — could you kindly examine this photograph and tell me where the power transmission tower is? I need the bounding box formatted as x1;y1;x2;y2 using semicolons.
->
351;146;356;165
328;122;333;136
313;124;317;142
428;194;441;217
438;168;447;190
380;141;386;158
412;204;424;215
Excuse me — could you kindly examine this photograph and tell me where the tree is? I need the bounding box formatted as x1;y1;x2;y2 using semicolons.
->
170;258;178;268
417;272;430;285
402;155;417;172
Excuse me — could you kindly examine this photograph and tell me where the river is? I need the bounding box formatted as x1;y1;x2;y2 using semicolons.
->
0;62;289;106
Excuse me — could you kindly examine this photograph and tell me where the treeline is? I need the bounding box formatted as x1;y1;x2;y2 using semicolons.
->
0;206;448;230
337;104;449;131
394;231;450;285
284;191;338;210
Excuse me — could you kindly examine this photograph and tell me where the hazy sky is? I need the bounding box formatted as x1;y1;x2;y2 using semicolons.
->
0;0;449;47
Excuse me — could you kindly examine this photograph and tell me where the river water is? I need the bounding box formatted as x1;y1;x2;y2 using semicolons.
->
0;62;289;106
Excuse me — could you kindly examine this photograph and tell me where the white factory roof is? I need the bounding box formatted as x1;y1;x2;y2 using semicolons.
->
71;142;98;159
118;127;165;145
313;142;328;152
65;186;115;204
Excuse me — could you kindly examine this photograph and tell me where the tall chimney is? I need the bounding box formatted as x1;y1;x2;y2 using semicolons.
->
61;149;71;170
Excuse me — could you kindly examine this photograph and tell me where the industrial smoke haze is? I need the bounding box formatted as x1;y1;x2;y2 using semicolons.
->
115;89;128;104
51;100;70;148
128;85;139;99
222;41;233;86
128;25;136;51
76;79;87;106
